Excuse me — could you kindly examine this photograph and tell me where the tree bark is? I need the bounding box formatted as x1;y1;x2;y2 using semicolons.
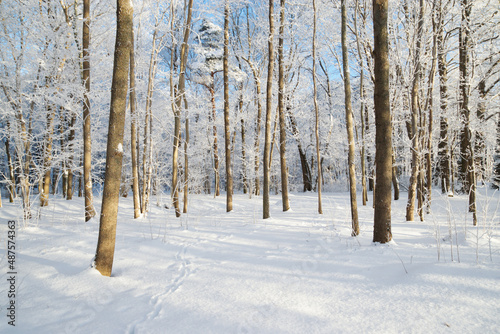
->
312;0;322;214
372;0;392;243
224;1;233;212
83;0;96;221
129;26;141;218
406;0;424;222
94;0;133;277
278;0;290;212
341;0;359;235
354;0;368;205
171;0;193;217
437;0;451;195
263;0;275;219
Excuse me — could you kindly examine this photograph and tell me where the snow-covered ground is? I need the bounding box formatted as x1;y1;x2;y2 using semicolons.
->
1;188;499;333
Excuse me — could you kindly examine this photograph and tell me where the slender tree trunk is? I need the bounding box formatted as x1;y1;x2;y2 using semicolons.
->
373;0;392;243
263;0;275;219
437;0;450;195
278;0;290;212
129;27;141;218
312;0;322;214
83;0;96;221
458;0;472;194
210;82;220;197
40;103;56;207
354;0;368;205
406;0;424;222
172;0;193;217
94;0;133;277
224;1;233;212
183;96;189;214
287;106;312;192
141;30;158;214
341;0;359;235
424;6;438;213
66;112;76;200
253;70;263;196
238;77;248;194
5;135;15;203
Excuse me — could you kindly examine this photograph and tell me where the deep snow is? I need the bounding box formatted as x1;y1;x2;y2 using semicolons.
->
1;188;499;333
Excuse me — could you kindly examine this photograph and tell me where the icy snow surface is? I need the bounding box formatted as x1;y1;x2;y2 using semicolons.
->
1;189;499;333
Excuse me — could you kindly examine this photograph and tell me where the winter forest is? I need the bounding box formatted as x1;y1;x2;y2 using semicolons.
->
1;0;500;332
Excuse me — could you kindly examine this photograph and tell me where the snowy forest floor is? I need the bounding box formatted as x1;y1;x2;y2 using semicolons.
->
1;188;499;333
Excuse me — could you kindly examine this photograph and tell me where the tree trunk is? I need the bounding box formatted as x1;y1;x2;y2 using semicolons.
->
66;112;76;200
253;69;263;196
94;0;133;277
83;0;96;221
354;0;368;205
278;0;290;212
437;0;451;195
341;0;359;235
372;0;392;243
129;26;141;218
224;1;233;212
263;0;275;219
5;134;15;203
183;96;189;214
171;0;193;217
40;103;56;207
312;0;322;214
287;106;312;192
406;0;424;222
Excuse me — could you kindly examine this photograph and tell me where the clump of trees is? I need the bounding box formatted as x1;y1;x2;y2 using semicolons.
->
1;0;498;275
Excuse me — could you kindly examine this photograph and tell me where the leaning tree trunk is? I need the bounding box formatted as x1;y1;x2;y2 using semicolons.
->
94;0;133;277
341;0;359;235
373;0;392;243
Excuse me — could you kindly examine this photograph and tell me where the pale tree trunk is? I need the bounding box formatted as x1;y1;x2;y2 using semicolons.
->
263;0;275;219
183;96;189;214
278;0;290;212
224;1;233;212
373;0;392;243
210;82;220;197
406;0;424;222
171;0;193;217
141;28;159;214
94;0;133;277
424;3;438;213
354;0;367;205
129;27;141;218
238;73;248;194
253;69;263;196
83;0;96;221
312;0;322;214
341;0;359;235
66;111;76;200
